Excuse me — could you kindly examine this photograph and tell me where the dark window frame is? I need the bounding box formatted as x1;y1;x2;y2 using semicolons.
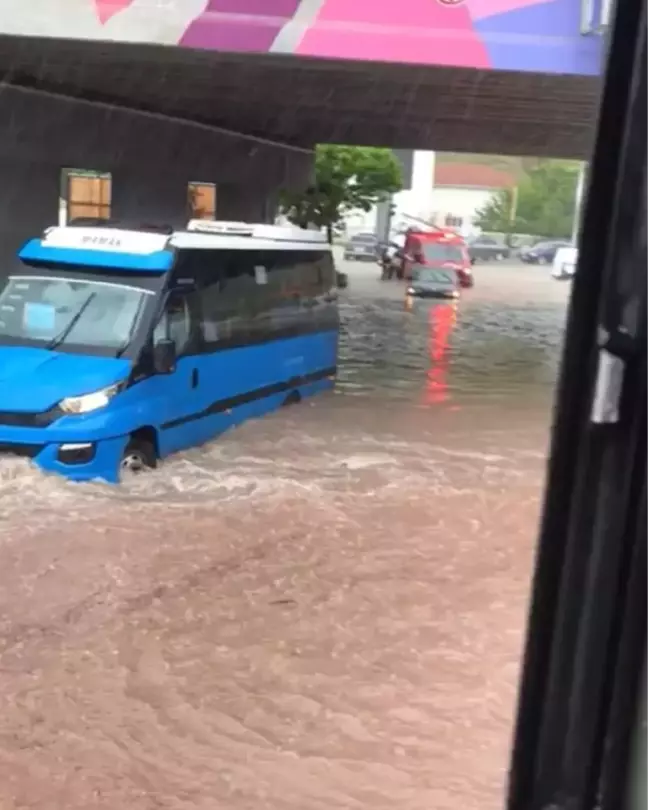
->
506;2;646;809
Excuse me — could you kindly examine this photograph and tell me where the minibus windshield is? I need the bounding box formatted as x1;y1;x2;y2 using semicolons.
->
0;275;152;352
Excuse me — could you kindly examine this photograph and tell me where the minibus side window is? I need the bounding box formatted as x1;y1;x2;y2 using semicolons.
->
294;251;321;299
250;250;279;314
268;250;304;304
198;250;253;346
153;292;192;356
316;251;336;292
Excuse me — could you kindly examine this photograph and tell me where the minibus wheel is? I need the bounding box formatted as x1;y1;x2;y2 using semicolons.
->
121;438;157;474
282;390;302;407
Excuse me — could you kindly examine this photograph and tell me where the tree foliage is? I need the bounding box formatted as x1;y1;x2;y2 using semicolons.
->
475;160;582;238
280;145;403;240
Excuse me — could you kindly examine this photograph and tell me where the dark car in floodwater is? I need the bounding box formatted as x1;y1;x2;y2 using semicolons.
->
406;267;460;300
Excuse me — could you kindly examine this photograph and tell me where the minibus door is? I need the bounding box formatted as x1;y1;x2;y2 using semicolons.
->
152;289;203;456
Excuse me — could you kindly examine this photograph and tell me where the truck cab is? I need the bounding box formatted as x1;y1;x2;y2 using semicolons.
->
401;228;474;288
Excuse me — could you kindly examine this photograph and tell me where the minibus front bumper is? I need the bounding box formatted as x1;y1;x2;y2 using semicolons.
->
0;417;129;483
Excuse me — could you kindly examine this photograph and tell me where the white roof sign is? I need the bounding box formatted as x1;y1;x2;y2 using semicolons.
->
42;227;170;255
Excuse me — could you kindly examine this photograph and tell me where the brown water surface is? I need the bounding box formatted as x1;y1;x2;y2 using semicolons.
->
0;261;570;809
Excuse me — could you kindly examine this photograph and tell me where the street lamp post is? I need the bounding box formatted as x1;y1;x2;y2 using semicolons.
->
508;185;519;244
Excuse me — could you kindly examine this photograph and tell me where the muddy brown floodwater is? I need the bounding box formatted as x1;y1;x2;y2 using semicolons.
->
0;260;571;810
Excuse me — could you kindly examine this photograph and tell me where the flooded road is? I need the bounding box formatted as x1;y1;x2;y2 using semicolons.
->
0;260;570;809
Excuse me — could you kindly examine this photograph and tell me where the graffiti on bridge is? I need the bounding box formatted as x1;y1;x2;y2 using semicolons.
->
3;0;600;75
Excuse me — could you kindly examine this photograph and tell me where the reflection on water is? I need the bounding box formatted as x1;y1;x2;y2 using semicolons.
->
338;295;564;407
423;302;455;405
0;264;569;810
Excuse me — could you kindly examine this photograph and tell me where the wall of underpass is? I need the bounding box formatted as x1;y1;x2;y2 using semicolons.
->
0;85;314;266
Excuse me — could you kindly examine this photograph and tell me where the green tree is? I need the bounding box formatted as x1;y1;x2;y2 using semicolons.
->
474;187;517;233
280;145;403;242
475;160;582;239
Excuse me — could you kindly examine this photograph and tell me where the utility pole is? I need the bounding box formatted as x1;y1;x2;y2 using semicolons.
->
375;195;393;243
509;186;519;229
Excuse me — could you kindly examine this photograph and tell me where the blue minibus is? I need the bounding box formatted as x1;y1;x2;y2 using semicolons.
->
0;219;338;482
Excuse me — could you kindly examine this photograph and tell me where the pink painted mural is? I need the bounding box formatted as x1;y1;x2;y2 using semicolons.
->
171;0;602;74
94;0;134;25
294;0;493;69
0;0;602;76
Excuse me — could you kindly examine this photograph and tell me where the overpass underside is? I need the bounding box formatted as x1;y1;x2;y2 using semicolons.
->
0;35;601;159
0;34;601;263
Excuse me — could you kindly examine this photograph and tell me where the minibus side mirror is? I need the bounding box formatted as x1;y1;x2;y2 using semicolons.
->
153;338;177;374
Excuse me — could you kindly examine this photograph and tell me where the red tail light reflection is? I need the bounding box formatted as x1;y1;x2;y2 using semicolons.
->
424;302;457;405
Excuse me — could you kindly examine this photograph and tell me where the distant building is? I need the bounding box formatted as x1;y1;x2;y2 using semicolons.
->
429;163;516;236
334;154;518;241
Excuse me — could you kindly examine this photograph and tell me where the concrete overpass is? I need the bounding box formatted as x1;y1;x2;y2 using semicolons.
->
0;0;608;260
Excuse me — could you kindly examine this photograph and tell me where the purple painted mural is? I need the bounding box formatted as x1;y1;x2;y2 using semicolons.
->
181;1;303;53
7;0;602;77
294;0;602;75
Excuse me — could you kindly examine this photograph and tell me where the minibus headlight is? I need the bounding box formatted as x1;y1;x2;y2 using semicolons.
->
60;383;122;415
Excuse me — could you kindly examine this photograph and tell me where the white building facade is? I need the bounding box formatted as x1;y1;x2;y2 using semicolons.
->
341;152;516;241
428;163;516;237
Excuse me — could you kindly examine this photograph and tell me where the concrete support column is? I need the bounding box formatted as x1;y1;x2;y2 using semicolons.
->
0;157;60;267
213;145;315;223
216;184;278;223
110;167;190;229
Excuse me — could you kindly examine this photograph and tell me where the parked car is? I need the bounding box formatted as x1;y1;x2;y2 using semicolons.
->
520;240;570;265
467;235;510;262
552;246;578;280
343;233;379;261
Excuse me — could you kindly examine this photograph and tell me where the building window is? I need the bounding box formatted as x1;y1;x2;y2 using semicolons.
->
188;182;216;220
62;169;112;224
445;214;463;228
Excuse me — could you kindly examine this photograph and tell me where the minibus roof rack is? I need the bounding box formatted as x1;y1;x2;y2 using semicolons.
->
185;219;328;244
